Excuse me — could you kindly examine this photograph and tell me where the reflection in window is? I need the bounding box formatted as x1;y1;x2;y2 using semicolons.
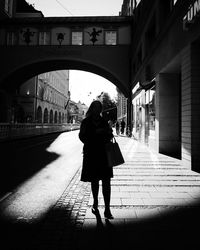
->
39;32;50;45
72;31;83;45
105;31;117;45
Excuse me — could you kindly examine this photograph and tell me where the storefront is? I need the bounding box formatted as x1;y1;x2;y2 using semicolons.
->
145;85;156;148
132;81;156;149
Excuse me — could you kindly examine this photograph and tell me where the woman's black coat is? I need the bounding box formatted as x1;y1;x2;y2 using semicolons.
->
79;115;113;182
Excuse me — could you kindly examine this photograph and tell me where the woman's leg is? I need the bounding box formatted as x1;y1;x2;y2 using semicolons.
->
91;180;99;209
102;178;112;214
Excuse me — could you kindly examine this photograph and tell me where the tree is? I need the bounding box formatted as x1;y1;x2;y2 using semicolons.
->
97;92;117;122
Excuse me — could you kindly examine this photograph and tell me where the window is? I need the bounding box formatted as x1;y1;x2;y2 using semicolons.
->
39;32;50;45
5;0;12;15
105;31;117;45
145;87;155;132
6;31;17;45
71;31;83;45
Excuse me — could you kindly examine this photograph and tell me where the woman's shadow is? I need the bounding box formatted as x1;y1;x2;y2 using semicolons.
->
91;209;116;250
92;208;115;233
92;208;104;231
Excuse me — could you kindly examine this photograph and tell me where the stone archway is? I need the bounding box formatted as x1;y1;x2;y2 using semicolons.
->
0;46;131;98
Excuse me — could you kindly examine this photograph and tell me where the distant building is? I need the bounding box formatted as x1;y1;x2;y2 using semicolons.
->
11;70;70;124
0;0;43;19
0;0;15;19
120;0;142;16
0;1;70;124
116;89;127;122
15;0;43;18
76;101;88;123
68;100;79;124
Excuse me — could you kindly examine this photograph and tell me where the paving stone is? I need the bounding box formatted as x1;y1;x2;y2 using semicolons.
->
30;137;200;250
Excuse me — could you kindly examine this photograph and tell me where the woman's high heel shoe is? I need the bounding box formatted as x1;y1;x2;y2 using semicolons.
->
104;210;114;219
92;207;99;215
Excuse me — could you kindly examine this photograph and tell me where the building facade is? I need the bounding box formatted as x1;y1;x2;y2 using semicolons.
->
5;70;70;124
35;71;70;124
76;101;88;123
0;0;43;19
0;1;70;124
0;0;14;19
121;0;200;171
116;90;127;123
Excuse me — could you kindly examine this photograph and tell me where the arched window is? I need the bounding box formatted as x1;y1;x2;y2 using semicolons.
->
65;113;68;123
59;112;61;123
54;111;58;123
43;108;48;123
36;106;42;123
50;109;53;123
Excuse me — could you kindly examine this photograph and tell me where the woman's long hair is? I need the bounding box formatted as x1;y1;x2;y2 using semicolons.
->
86;100;102;117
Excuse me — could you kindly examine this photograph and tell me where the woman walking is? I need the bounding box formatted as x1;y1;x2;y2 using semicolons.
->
79;100;114;219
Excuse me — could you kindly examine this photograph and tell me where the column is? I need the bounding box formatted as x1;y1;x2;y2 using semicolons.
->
157;73;181;158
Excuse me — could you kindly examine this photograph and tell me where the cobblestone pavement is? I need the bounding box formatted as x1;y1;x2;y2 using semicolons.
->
30;136;200;250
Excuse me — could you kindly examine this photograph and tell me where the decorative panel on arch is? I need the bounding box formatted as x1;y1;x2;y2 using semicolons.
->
19;27;38;46
51;27;70;45
84;27;104;45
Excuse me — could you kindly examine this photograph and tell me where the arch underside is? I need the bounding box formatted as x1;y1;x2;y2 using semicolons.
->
1;59;129;97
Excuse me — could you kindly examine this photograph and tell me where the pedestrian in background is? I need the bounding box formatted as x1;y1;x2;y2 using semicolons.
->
115;120;120;135
79;100;114;219
120;119;126;135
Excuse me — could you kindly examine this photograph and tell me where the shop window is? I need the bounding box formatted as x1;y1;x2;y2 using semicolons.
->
136;98;142;132
149;90;155;131
146;87;155;132
71;31;83;45
105;31;117;45
39;32;50;45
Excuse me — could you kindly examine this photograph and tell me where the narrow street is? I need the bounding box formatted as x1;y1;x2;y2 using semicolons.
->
0;130;82;223
1;131;200;250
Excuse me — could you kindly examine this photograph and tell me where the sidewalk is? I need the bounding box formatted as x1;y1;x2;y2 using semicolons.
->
31;136;200;250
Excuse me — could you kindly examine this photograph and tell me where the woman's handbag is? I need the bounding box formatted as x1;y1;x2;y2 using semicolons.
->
105;137;125;167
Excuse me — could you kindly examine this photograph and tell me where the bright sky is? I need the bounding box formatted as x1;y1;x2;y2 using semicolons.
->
27;0;121;106
27;0;123;17
69;71;117;106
